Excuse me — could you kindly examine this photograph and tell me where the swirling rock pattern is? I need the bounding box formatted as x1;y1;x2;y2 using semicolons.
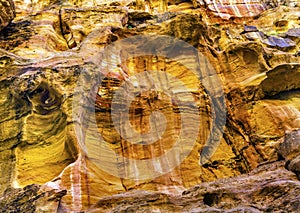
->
0;0;299;212
205;0;269;19
0;0;15;31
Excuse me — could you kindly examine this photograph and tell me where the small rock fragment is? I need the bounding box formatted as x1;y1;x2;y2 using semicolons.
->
243;25;258;33
286;28;300;38
263;36;296;49
244;31;265;41
204;0;269;19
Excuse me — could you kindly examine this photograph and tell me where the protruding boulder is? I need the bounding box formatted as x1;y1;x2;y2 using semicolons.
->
261;64;300;96
279;130;300;179
279;130;300;160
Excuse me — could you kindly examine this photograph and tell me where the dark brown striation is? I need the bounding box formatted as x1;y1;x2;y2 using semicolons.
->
0;0;15;31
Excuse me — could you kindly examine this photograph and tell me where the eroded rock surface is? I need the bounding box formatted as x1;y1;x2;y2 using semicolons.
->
0;184;66;213
88;162;300;212
0;0;299;212
279;130;300;179
0;0;15;31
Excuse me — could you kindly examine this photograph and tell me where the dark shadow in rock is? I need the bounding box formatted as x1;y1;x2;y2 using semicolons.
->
0;20;33;50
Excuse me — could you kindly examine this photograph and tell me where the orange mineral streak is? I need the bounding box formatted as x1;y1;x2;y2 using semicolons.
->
58;156;127;211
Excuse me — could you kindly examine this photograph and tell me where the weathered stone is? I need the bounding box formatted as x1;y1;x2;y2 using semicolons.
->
60;6;128;46
278;130;300;179
244;31;265;41
0;0;15;31
0;0;299;212
279;130;300;160
0;184;66;213
288;156;300;179
287;28;300;38
261;64;300;96
87;162;300;212
243;25;258;32
263;36;296;49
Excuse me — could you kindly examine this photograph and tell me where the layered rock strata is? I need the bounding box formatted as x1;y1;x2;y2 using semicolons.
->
0;0;299;212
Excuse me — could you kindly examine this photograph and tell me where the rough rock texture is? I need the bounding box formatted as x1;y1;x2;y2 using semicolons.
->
0;0;15;31
0;0;299;212
88;162;300;212
279;130;300;179
0;184;66;212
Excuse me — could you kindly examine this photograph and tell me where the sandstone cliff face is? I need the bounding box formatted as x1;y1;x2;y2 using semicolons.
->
0;0;299;212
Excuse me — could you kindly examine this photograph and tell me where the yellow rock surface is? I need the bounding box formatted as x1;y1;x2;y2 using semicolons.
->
0;0;299;212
